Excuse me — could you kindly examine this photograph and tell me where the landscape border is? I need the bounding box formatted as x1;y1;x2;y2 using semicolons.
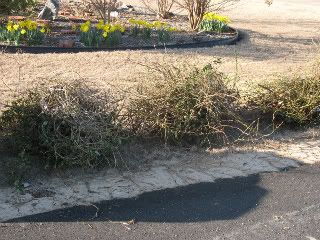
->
0;28;239;54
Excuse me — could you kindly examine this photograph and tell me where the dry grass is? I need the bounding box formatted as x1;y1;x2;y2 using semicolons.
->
0;0;319;108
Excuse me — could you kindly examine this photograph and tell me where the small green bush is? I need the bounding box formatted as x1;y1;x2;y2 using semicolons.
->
126;63;246;146
0;0;36;15
0;80;126;170
248;59;320;125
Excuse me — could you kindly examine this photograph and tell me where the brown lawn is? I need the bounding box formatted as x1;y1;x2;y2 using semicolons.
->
0;0;319;110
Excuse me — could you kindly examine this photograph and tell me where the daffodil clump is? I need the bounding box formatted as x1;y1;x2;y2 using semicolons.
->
199;12;231;33
0;20;49;46
129;19;153;38
129;19;176;43
202;12;231;24
79;20;125;47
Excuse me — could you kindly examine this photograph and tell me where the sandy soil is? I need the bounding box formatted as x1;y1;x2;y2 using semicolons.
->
0;1;317;151
0;0;319;111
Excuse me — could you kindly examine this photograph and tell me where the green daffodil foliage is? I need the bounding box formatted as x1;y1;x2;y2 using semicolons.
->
0;20;49;46
78;20;125;47
129;19;176;43
199;12;231;33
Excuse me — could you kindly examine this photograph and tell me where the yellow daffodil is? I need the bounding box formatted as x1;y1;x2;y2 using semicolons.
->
40;24;50;33
6;25;13;32
13;24;19;31
129;19;138;25
25;20;32;30
24;20;38;30
19;21;26;28
113;24;125;33
129;19;152;28
203;12;231;24
81;25;89;32
153;21;168;29
20;29;27;35
103;24;111;32
96;20;105;30
102;31;108;38
80;21;91;33
168;27;177;32
6;21;14;32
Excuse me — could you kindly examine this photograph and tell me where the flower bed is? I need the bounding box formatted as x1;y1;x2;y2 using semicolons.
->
0;12;238;51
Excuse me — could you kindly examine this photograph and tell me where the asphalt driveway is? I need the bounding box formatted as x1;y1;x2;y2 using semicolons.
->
2;164;320;240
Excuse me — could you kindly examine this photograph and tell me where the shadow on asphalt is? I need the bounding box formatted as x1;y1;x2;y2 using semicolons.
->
8;174;267;223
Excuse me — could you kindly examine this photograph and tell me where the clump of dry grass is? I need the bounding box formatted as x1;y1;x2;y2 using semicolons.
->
126;62;248;146
248;56;320;126
0;80;127;169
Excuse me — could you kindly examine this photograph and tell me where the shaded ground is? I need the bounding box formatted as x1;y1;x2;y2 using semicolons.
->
10;175;266;223
2;164;320;240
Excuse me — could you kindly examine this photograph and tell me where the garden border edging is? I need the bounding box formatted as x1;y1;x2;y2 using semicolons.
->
0;28;239;54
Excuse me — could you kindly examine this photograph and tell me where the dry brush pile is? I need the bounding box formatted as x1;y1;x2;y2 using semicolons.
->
126;62;248;146
0;62;249;181
248;56;320;126
0;80;128;170
1;56;320;184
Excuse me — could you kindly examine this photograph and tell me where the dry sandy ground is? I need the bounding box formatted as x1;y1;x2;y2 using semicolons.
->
0;0;320;110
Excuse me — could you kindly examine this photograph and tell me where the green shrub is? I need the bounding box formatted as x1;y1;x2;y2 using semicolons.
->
0;0;36;15
248;59;320;125
0;80;126;170
126;63;246;146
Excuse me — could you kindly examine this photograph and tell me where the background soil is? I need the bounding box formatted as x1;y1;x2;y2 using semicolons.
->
1;0;320;111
